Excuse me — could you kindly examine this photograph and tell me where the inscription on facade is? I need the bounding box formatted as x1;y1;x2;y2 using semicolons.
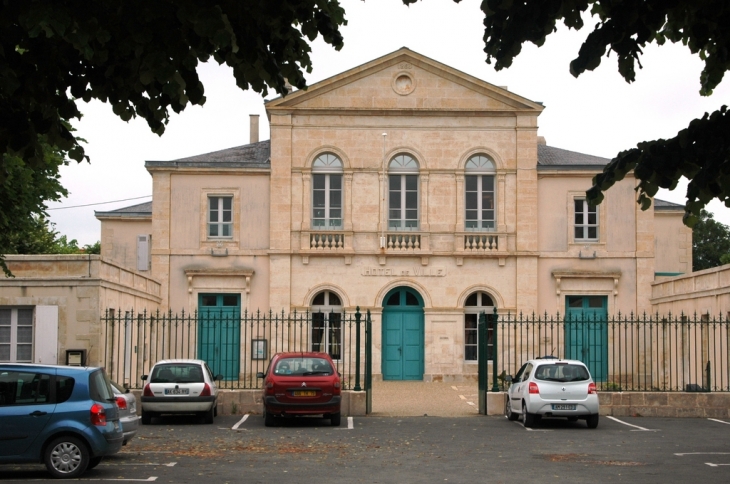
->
362;267;446;277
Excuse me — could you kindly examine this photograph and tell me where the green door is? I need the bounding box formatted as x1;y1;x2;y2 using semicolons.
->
198;293;240;381
565;295;608;382
382;287;424;380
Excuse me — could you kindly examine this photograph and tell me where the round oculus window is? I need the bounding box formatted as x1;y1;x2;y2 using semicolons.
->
392;72;415;95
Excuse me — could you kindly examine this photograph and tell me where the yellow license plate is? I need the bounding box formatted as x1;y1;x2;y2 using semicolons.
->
293;390;316;397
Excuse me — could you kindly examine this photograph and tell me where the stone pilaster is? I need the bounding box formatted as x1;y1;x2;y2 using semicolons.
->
150;171;171;310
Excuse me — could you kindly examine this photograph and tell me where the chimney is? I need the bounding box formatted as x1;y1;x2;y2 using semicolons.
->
249;114;259;144
537;136;547;146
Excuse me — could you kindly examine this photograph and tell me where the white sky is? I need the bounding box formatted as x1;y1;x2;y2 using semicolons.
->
47;0;730;245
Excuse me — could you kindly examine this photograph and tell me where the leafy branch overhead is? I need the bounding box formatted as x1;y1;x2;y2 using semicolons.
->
0;0;347;182
408;0;730;225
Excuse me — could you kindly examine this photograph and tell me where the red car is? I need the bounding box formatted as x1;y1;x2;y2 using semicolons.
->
257;352;342;426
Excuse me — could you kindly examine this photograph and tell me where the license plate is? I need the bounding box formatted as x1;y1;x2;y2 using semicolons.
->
164;388;189;395
293;390;316;397
552;404;576;410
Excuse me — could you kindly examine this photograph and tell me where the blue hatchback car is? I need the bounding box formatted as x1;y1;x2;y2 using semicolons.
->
0;363;124;478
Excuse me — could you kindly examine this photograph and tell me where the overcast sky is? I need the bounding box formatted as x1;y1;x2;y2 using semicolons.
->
47;0;730;245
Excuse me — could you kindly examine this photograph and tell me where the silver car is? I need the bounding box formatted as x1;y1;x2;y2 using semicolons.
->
111;381;140;445
505;358;600;428
140;359;221;425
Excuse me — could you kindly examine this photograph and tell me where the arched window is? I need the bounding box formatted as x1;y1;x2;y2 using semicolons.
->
311;290;343;359
388;154;419;230
312;153;343;229
464;291;495;361
465;154;496;231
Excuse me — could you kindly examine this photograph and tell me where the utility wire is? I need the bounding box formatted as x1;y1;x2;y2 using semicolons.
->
46;195;152;210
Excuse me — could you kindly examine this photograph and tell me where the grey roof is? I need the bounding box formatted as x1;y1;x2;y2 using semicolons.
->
146;140;271;169
654;198;685;211
95;201;152;218
537;144;610;168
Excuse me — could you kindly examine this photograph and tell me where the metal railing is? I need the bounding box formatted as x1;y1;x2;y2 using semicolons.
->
489;312;730;392
102;308;369;391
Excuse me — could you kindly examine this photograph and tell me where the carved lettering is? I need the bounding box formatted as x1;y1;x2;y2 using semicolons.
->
361;267;446;276
398;62;413;69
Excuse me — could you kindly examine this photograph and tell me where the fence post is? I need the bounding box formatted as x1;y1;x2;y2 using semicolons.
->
354;306;362;392
365;310;372;414
491;306;499;392
478;311;487;415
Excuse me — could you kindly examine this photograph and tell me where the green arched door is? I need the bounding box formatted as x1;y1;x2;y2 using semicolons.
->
382;287;424;380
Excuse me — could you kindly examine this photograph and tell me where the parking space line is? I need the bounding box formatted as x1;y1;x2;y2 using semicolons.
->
708;418;730;425
232;413;249;430
606;416;658;431
102;463;176;467
675;453;730;456
84;478;158;482
348;416;354;429
510;420;552;432
706;463;730;467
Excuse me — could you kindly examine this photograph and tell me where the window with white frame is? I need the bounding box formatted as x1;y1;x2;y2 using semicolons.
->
465;155;496;230
464;292;494;361
388;154;419;230
312;153;343;229
208;196;233;238
0;307;34;362
574;198;598;241
311;291;342;360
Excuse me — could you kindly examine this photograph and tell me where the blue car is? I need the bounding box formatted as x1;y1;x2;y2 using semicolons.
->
0;363;124;478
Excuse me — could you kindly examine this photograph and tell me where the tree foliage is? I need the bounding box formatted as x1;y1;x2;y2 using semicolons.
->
692;210;730;271
0;137;67;276
1;0;346;273
409;0;730;226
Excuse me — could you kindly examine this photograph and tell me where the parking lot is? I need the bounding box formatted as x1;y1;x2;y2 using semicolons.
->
1;413;728;483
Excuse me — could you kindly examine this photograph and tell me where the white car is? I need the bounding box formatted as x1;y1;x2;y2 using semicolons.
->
505;358;600;428
140;359;221;425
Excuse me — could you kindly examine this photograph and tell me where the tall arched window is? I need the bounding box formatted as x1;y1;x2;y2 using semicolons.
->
464;291;495;361
312;153;343;229
311;290;343;359
388;154;419;230
465;155;496;231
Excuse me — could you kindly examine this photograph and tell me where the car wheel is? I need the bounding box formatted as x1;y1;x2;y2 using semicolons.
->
87;456;103;470
204;406;215;424
264;408;276;427
44;436;90;479
141;410;152;425
586;414;599;429
505;397;519;421
522;402;535;428
214;405;218;417
330;412;341;427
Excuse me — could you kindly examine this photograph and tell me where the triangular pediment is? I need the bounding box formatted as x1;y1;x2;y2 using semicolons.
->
266;48;543;114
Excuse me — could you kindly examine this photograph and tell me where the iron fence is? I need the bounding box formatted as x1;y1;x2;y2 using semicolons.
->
102;308;369;391
490;312;730;392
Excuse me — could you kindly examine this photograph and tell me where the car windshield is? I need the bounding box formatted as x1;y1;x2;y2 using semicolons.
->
150;364;204;383
273;357;334;376
534;364;590;382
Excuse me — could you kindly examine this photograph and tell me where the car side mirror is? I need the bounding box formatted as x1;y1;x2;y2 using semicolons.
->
141;375;148;381
256;372;265;378
215;374;223;381
338;372;342;377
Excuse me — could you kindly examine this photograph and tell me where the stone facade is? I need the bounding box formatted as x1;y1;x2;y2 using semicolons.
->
0;255;161;366
86;48;692;382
